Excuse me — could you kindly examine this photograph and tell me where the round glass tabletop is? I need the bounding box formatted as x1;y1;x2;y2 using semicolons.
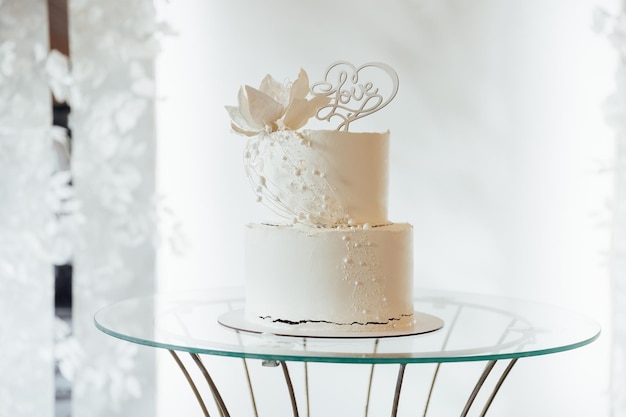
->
94;288;600;364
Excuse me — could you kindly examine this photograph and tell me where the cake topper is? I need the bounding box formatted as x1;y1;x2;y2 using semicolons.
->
312;61;399;131
225;69;330;137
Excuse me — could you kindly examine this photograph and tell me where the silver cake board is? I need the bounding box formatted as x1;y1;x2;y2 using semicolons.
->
218;309;444;339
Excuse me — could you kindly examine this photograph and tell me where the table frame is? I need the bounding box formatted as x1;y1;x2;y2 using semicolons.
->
167;349;518;417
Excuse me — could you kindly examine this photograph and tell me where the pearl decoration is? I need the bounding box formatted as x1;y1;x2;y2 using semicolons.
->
363;223;371;230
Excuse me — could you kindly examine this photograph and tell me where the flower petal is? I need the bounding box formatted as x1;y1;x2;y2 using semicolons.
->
289;68;310;104
225;105;258;133
237;86;261;130
259;74;288;106
283;95;330;131
231;122;258;136
245;85;285;128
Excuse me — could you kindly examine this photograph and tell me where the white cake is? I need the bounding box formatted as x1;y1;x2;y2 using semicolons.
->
226;63;415;333
245;222;414;329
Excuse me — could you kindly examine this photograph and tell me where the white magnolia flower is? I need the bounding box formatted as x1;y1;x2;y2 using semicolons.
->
225;69;330;136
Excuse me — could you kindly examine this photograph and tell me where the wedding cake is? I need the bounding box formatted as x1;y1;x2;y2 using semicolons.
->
225;62;416;333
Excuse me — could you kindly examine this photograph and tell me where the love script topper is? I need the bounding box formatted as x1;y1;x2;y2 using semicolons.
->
311;61;399;131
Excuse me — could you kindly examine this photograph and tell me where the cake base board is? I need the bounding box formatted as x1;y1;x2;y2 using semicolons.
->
218;309;444;339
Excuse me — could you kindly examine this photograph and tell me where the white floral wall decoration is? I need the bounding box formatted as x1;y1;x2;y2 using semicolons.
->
67;0;177;416
0;1;59;416
595;8;626;417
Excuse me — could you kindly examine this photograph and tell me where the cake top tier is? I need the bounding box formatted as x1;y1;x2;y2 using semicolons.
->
226;62;398;227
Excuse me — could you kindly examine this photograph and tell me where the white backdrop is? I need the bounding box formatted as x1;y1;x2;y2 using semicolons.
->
156;1;617;416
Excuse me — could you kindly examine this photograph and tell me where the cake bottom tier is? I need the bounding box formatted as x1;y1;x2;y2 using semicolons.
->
244;222;414;332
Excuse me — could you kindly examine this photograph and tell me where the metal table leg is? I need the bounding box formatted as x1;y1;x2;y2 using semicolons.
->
169;350;211;417
190;353;231;417
168;353;518;417
479;358;518;417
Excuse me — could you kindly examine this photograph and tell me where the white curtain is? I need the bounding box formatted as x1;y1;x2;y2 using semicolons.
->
68;0;161;415
0;1;56;416
2;0;161;416
600;7;626;414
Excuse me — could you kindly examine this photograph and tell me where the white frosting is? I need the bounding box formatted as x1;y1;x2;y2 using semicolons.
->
244;130;389;226
245;222;414;331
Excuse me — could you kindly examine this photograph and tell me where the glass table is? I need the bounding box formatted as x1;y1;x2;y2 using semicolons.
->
94;288;600;417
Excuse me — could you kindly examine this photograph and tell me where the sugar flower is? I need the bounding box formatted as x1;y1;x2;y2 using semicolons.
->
226;69;330;136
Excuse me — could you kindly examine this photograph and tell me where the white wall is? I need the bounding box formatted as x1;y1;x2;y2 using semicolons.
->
155;1;617;415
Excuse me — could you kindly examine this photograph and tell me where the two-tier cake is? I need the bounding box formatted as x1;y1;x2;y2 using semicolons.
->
223;62;437;335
